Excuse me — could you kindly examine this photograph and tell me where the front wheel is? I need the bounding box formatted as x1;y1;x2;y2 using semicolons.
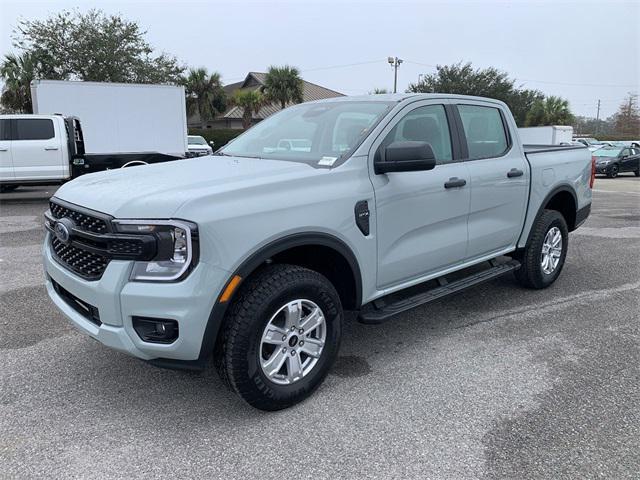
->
216;264;343;410
607;164;619;178
514;209;568;289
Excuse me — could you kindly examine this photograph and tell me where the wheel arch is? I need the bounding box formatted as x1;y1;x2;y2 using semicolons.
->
199;232;363;360
541;185;578;232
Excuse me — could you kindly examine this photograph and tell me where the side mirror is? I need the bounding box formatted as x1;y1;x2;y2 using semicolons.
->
374;141;437;174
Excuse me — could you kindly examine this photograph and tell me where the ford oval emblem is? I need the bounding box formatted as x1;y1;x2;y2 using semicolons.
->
54;220;71;245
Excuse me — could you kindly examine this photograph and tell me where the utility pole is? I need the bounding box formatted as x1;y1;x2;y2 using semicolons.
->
388;56;403;93
595;99;601;135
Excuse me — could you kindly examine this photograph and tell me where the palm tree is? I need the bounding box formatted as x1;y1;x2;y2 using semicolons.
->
525;96;574;126
263;65;304;110
231;90;266;129
0;52;38;113
182;68;226;128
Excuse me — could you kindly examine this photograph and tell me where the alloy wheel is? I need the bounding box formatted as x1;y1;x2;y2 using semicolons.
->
259;299;327;385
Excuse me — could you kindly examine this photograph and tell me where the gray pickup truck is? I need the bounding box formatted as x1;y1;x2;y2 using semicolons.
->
43;94;593;410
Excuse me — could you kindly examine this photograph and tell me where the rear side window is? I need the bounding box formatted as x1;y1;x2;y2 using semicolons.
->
381;104;453;164
458;105;509;160
0;119;10;141
14;119;55;141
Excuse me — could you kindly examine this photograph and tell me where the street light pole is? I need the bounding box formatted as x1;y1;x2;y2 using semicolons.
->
388;56;403;93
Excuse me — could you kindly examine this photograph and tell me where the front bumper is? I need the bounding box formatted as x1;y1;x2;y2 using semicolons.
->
43;233;228;361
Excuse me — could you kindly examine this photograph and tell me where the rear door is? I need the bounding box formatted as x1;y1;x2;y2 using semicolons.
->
0;119;13;181
370;100;470;288
452;101;529;260
11;117;64;180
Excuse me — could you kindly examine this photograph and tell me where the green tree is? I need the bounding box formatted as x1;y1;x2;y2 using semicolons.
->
0;52;38;112
263;65;304;109
406;62;545;126
11;9;183;83
613;93;640;136
525;96;574;126
370;87;388;94
182;68;226;129
231;90;266;129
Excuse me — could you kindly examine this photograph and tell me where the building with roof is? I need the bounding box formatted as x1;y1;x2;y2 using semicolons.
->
188;72;344;130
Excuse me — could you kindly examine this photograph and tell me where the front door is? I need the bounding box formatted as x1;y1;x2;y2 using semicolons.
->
370;101;470;289
11;118;64;181
453;102;529;259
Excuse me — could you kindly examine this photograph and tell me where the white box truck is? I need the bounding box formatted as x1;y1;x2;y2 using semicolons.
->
518;125;574;146
0;81;189;191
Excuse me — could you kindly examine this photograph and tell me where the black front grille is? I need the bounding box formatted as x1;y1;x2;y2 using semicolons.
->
49;201;108;233
51;236;109;280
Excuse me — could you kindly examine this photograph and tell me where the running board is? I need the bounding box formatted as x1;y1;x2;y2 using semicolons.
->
358;259;521;324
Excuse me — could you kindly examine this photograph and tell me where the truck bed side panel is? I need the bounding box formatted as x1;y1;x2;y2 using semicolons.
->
518;146;592;248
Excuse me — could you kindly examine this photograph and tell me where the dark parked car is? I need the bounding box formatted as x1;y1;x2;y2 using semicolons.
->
593;146;640;178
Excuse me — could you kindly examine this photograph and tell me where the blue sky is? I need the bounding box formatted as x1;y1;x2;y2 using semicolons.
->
1;0;638;118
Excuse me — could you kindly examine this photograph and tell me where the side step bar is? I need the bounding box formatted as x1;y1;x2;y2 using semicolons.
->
358;259;521;324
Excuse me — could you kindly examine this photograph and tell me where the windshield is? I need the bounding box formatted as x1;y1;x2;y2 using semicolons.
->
219;101;394;164
595;148;621;157
188;136;207;145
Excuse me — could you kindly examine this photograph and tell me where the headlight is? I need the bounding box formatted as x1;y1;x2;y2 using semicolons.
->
113;219;198;282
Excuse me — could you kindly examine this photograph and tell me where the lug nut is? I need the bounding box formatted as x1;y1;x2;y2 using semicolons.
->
290;326;295;331
282;335;287;341
298;328;304;334
299;341;304;346
291;350;296;356
282;347;287;353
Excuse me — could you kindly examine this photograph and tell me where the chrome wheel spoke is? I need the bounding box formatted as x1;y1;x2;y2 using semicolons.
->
286;354;303;382
299;307;324;334
262;348;287;377
262;326;287;345
284;301;302;329
300;337;324;358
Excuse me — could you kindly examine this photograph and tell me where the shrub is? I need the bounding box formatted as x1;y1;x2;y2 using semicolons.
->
188;128;244;149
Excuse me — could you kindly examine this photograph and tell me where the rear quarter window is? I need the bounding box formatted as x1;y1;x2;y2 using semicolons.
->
15;118;55;141
458;105;509;160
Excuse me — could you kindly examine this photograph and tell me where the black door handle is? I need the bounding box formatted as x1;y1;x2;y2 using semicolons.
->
507;168;524;178
444;177;467;188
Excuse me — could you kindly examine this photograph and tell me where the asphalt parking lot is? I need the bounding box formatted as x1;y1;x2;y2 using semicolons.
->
1;175;638;479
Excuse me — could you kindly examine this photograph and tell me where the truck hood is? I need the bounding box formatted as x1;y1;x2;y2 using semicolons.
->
54;156;318;218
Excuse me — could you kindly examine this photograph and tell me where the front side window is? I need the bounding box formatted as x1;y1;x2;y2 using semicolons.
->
220;101;393;165
15;119;55;141
458;105;509;160
380;104;453;164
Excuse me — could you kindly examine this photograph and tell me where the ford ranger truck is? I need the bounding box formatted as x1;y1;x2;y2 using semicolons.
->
43;94;593;410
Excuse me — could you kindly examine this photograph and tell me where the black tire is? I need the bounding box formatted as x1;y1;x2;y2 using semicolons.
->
514;209;568;289
216;264;343;411
0;185;19;193
634;169;639;177
606;164;619;178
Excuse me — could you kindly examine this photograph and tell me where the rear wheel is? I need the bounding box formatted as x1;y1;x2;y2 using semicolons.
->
0;185;19;193
514;209;568;289
634;169;639;177
606;164;619;178
216;264;343;410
